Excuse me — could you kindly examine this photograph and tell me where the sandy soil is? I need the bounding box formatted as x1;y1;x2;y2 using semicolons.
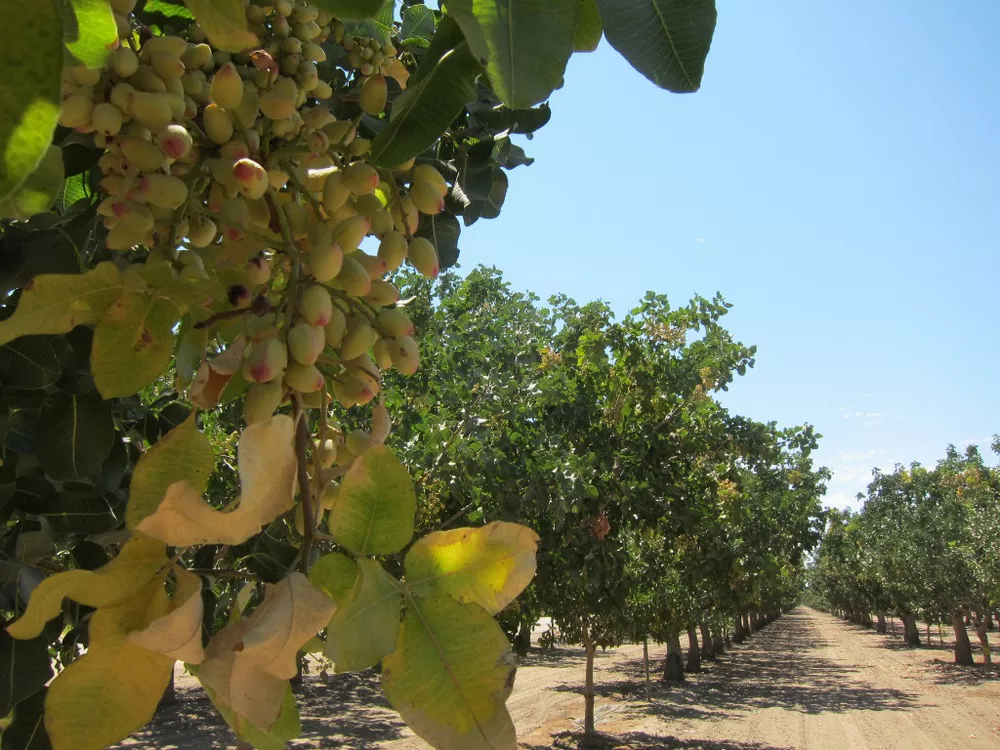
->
113;607;1000;749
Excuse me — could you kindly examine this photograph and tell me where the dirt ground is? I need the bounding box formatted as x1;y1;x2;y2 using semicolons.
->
114;607;1000;749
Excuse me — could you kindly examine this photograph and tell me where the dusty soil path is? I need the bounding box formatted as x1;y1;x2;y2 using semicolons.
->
116;607;1000;749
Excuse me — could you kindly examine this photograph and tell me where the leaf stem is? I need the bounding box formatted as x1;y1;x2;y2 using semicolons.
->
293;393;316;573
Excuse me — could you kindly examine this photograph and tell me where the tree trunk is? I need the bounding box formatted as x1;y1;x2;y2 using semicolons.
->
700;622;715;660
902;614;921;646
514;621;531;656
972;611;992;665
742;611;751;635
663;631;685;683
686;625;701;672
582;626;597;737
642;638;651;701
712;626;726;655
157;669;177;710
876;611;887;634
732;613;745;644
953;611;974;665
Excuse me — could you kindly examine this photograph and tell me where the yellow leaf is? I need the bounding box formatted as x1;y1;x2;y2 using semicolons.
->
45;576;174;750
184;0;258;52
136;415;297;546
307;551;358;603
405;522;539;614
325;557;401;672
91;291;179;398
237;573;335;679
127;569;206;663
127;415;215;529
6;536;167;639
382;594;517;750
0;263;122;347
198;573;332;731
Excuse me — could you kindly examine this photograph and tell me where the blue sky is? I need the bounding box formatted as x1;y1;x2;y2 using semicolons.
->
455;1;1000;509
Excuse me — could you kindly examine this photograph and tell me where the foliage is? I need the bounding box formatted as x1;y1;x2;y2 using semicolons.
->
0;1;721;749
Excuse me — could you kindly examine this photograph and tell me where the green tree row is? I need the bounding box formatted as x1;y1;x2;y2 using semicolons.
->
808;442;1000;666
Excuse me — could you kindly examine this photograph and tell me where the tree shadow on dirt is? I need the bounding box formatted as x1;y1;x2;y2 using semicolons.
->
923;659;1000;687
519;645;592;668
521;729;794;749
112;671;410;749
554;610;921;724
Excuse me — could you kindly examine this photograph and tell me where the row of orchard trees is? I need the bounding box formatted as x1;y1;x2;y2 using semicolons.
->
809;442;1000;666
379;267;830;736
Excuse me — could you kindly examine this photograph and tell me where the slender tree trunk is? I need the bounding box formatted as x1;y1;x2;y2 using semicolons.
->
972;611;992;665
686;625;701;672
876;611;887;634
700;621;715;660
663;631;685;683
732;613;745;644
642;638;651;701
582;625;597;737
712;625;726;655
952;611;974;665
902;614;921;646
742;611;751;635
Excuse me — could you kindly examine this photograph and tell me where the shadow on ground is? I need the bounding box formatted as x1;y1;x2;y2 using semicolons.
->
521;729;794;749
553;610;920;727
113;670;408;749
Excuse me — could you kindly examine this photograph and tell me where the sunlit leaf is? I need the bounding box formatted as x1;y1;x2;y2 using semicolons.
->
325;557;401;672
0;145;65;219
63;0;118;69
126;569;206;663
405;522;539;614
184;0;258;52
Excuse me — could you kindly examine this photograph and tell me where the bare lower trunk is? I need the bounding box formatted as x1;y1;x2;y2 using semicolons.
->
686;625;701;672
712;625;726;655
663;631;685;683
876;611;887;634
742;611;751;635
972;611;992;665
157;670;177;710
583;625;597;737
953;611;974;665
902;614;921;646
732;613;745;644
642;638;651;700
700;622;715;660
514;621;531;656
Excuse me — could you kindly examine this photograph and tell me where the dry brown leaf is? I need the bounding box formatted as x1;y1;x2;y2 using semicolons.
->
191;338;246;408
136;415;297;546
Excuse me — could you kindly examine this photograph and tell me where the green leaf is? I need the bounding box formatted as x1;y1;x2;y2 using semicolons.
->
415;212;460;270
368;42;481;168
183;0;258;52
55;172;90;214
63;0;119;69
141;0;196;20
405;522;539;615
91;292;179;398
595;0;717;93
382;594;517;750
0;629;54;715
0;337;61;390
312;0;385;21
0;686;51;750
0;145;65;220
573;0;602;52
307;552;358;602
344;0;395;44
34;391;114;483
174;316;207;389
400;3;436;47
0;0;63;203
445;0;578;107
126;415;215;529
328;445;416;556
218;686;301;750
0;263;123;348
325;557;402;672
